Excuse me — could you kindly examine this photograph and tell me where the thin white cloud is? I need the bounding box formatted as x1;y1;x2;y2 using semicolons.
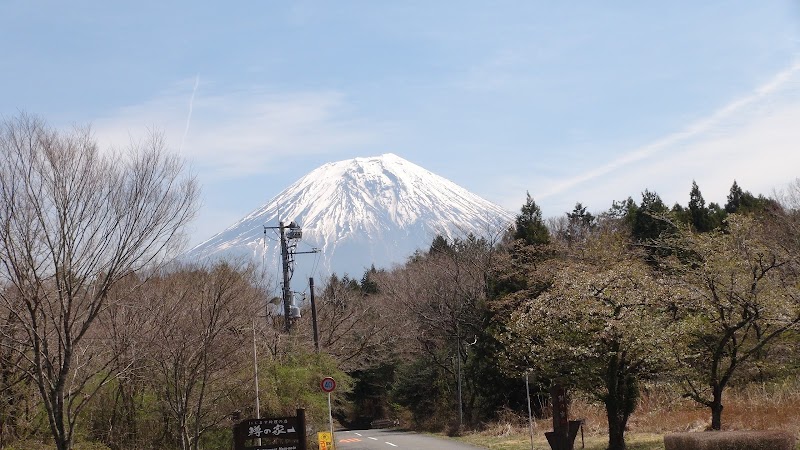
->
179;74;200;154
536;60;800;205
88;79;386;249
91;80;379;179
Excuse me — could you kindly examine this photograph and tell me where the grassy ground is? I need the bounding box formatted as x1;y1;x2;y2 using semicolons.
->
456;426;800;450
458;430;800;450
458;430;665;450
453;380;800;450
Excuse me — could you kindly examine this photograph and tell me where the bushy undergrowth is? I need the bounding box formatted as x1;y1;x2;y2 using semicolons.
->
625;380;800;435
664;431;795;450
461;378;800;450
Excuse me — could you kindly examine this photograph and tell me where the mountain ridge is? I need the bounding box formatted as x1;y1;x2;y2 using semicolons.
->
186;153;514;279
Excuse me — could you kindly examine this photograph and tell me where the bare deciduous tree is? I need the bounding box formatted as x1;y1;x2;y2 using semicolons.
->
0;286;36;447
0;114;198;450
308;274;399;371
88;272;160;449
378;233;502;427
774;178;800;212
146;263;261;450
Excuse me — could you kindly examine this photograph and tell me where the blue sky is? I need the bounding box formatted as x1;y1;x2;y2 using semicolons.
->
3;1;800;247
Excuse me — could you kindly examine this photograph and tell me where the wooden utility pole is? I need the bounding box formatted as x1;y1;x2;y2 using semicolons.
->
278;222;292;332
265;221;319;333
310;277;319;353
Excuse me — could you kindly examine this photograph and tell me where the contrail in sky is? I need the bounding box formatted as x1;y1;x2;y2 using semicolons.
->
538;60;800;199
179;74;200;154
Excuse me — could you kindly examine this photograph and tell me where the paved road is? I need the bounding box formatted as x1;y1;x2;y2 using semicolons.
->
335;429;486;450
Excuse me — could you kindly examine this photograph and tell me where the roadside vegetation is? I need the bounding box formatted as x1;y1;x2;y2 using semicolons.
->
457;380;800;450
1;113;798;450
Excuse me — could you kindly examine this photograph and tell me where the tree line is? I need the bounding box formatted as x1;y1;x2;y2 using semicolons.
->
1;113;798;450
311;179;799;450
0;115;346;450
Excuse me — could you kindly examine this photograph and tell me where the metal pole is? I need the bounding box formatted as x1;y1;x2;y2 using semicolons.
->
310;277;319;353
456;324;463;429
526;372;534;450
253;319;261;447
253;318;260;419
328;392;335;445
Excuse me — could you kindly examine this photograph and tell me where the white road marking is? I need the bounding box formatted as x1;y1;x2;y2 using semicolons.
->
386;442;397;447
369;437;378;440
354;432;362;436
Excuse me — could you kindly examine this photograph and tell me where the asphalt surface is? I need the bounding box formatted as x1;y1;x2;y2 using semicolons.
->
334;428;487;450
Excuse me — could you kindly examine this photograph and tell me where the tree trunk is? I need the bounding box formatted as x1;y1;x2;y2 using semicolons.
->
605;397;627;450
43;382;70;450
604;350;637;450
710;387;723;430
123;384;139;447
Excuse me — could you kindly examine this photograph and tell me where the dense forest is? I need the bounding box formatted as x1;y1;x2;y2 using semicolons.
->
1;114;799;450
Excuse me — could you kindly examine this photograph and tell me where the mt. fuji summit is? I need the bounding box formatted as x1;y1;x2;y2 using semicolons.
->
185;154;514;279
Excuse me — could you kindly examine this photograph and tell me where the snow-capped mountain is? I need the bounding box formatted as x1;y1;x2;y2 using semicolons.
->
185;153;514;280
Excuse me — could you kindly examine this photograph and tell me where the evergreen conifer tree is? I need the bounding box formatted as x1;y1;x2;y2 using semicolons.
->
565;202;595;243
428;235;452;255
631;190;672;241
688;181;713;232
567;202;595;227
360;265;380;294
514;192;550;245
725;180;745;213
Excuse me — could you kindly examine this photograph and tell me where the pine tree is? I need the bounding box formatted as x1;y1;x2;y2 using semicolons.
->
688;181;713;232
725;180;745;213
567;202;595;228
631;190;672;241
360;265;380;294
428;235;452;255
514;192;550;245
565;202;595;243
707;202;726;230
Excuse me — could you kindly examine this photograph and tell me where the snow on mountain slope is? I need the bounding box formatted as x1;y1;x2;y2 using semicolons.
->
185;153;514;279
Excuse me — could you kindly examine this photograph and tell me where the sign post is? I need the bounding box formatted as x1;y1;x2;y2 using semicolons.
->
551;385;568;433
233;408;307;450
544;385;581;450
320;377;336;449
317;431;333;450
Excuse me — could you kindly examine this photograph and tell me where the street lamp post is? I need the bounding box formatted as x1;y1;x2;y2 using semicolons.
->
252;318;260;420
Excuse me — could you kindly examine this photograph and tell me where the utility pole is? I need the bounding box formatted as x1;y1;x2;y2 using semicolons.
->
309;277;319;353
265;221;319;332
279;222;292;331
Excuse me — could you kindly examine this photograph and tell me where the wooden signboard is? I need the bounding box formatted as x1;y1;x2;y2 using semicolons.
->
550;384;568;433
234;409;307;450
